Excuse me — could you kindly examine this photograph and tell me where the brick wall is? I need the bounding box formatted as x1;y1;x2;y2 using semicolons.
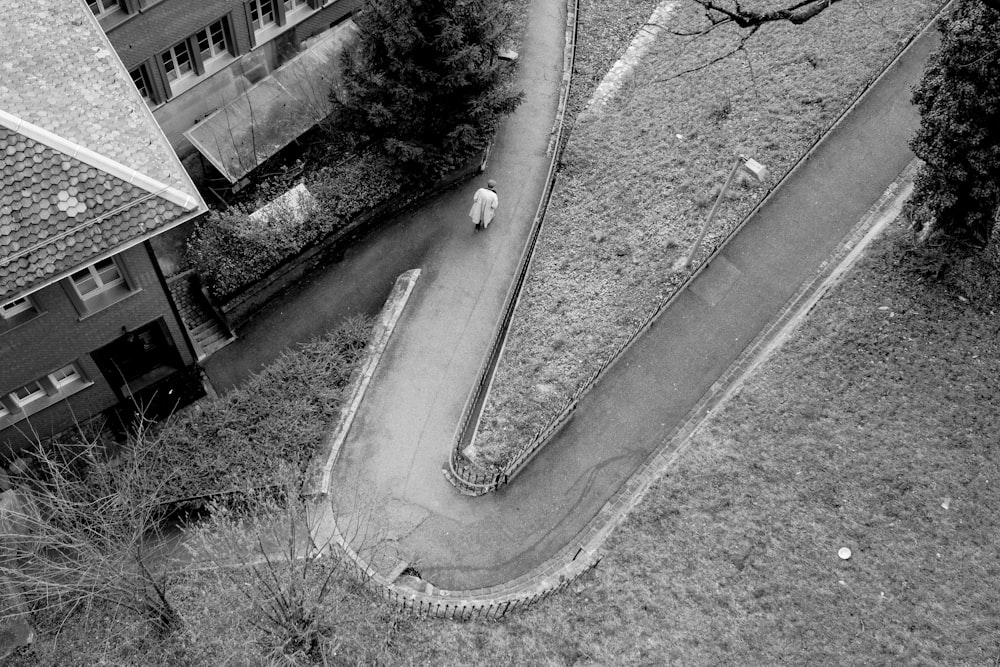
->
0;243;194;450
105;0;252;70
108;0;361;165
106;0;360;70
294;0;361;42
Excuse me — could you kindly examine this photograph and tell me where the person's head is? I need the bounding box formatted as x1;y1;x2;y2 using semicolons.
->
487;179;497;190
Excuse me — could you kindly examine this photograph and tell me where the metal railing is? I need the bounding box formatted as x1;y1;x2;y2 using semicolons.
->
446;0;581;495
445;8;941;494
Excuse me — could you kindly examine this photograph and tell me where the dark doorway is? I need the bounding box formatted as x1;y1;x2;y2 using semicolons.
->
92;318;184;401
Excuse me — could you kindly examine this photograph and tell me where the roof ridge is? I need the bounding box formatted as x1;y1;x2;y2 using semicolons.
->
0;108;199;212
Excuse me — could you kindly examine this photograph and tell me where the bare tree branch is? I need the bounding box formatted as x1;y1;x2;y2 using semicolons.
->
688;0;848;27
656;25;761;82
691;0;1000;27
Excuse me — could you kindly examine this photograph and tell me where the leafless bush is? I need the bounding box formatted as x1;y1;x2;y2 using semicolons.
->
0;417;182;638
185;470;391;665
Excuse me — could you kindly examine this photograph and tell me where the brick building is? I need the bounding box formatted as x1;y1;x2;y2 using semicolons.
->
90;0;362;185
0;1;208;454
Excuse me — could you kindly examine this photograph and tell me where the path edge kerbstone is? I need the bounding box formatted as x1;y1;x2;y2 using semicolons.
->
306;165;919;623
303;268;421;497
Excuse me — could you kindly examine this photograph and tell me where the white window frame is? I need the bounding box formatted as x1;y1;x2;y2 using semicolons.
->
130;65;155;104
71;257;125;299
87;0;123;19
64;255;136;318
11;380;46;408
0;296;35;319
1;363;92;428
160;18;236;98
50;365;83;388
161;39;195;85
284;0;309;16
250;0;279;33
196;20;231;65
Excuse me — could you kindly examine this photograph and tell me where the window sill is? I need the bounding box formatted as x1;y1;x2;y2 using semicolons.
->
0;381;94;430
166;54;237;99
76;287;142;321
0;310;47;337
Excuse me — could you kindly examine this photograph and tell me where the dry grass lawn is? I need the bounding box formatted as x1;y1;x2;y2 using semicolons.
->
474;0;946;466
401;218;1000;665
24;218;998;665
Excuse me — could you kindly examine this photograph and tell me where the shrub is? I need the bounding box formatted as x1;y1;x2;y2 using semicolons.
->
904;0;1000;249
140;316;371;505
331;0;523;176
1;423;182;640
186;472;391;664
187;150;408;301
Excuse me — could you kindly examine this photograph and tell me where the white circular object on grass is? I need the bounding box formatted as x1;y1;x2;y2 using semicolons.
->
838;547;852;560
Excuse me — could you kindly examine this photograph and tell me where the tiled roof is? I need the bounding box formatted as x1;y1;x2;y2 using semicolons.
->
0;0;191;191
0;125;192;298
0;0;206;302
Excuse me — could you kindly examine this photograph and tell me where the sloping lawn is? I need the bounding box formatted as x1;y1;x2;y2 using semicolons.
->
20;218;997;667
401;219;1000;664
474;0;946;466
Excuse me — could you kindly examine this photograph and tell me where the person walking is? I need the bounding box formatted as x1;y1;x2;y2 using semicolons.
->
469;179;499;231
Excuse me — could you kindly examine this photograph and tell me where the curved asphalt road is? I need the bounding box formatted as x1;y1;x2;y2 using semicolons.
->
207;3;941;591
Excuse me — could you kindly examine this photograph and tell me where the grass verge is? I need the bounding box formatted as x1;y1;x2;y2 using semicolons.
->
399;216;1000;664
474;0;946;466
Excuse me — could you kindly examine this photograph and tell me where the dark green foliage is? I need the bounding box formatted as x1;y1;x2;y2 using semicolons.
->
904;0;1000;249
140;317;370;504
186;151;402;300
332;0;523;175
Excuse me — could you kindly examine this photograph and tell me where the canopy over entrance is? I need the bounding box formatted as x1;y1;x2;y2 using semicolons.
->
184;23;355;184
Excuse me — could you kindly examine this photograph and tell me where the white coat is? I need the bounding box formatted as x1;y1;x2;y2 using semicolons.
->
469;187;499;228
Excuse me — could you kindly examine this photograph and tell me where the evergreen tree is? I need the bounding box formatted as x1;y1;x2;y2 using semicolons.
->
904;0;1000;249
332;0;522;175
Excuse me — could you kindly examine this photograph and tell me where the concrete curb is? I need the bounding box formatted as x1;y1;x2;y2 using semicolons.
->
303;0;607;618
312;1;941;623
304;269;421;497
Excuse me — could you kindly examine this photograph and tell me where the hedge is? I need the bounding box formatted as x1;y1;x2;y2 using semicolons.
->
141;315;372;504
187;149;406;301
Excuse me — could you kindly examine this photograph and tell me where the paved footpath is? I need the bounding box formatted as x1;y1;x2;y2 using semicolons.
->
325;0;569;587
203;1;941;594
324;15;941;593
